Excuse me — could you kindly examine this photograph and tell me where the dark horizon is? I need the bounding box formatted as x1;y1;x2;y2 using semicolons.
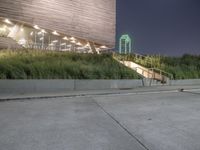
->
116;0;200;56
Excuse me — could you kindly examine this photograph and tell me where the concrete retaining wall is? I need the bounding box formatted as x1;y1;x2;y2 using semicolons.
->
0;80;75;94
0;79;199;94
171;79;200;86
0;80;143;94
74;80;142;90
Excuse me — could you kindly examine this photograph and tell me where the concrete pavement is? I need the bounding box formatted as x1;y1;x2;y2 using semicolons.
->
0;85;200;101
0;86;200;150
94;90;200;150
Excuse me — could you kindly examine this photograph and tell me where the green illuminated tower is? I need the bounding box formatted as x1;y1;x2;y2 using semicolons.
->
119;34;132;54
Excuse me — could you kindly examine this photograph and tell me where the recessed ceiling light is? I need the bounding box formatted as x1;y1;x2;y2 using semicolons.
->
41;29;46;33
33;25;40;30
71;40;76;43
63;36;68;40
4;19;12;24
52;40;58;43
76;42;82;46
100;45;107;49
37;32;42;35
85;42;90;47
52;31;60;36
70;37;75;40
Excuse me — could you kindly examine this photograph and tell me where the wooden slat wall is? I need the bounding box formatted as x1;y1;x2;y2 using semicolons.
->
0;0;116;47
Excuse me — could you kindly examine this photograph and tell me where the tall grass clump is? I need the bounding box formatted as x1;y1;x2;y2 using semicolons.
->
0;49;140;79
159;54;200;79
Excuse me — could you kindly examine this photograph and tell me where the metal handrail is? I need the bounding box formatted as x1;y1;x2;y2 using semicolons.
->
135;66;156;86
113;53;153;67
149;68;173;80
134;53;153;67
113;54;173;84
134;67;154;78
117;59;162;80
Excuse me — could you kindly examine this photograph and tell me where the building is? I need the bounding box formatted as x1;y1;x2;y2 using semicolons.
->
0;0;116;53
119;34;132;54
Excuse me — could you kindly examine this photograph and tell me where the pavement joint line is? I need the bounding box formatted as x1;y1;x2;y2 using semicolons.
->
184;89;200;92
0;92;121;102
182;91;200;95
96;88;200;97
99;90;179;97
91;97;150;150
0;88;200;102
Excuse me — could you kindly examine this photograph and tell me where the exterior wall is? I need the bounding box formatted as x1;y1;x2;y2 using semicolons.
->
0;0;116;47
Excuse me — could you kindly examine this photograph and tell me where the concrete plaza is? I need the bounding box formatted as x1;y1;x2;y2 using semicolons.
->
0;86;200;150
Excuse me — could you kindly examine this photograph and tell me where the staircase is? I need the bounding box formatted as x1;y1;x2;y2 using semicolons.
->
114;53;173;86
0;37;22;49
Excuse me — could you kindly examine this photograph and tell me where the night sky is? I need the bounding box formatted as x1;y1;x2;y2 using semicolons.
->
116;0;200;56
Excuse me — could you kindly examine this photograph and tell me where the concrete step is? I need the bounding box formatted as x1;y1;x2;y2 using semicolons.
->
119;60;169;84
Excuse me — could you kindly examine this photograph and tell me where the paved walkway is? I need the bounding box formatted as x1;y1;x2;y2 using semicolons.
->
0;85;200;150
0;85;200;100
